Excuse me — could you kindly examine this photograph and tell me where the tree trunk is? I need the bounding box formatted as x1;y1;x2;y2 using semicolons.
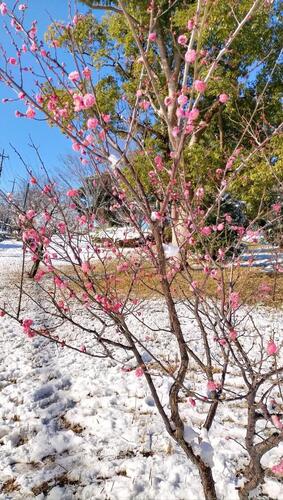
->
199;463;218;500
28;244;43;278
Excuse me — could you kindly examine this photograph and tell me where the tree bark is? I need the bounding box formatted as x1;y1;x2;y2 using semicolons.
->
199;463;218;500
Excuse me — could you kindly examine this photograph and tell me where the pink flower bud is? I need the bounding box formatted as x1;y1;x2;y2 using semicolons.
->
8;57;17;65
178;34;188;45
148;32;157;42
0;2;8;15
219;93;229;104
177;94;188;106
81;261;90;274
229;329;237;341
135;366;144;377
66;188;79;197
68;70;80;82
82;66;91;79
26;209;36;220
266;340;278;356
26;107;35;119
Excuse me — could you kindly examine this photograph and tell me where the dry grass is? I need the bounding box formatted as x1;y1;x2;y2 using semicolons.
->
14;249;283;309
59;415;84;434
0;478;20;494
80;263;283;308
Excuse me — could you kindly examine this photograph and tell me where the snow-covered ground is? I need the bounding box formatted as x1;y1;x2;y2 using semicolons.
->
0;240;283;499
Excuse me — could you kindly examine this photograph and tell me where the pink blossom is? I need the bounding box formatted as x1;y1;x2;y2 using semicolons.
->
272;202;281;214
66;188;79;197
139;100;150;111
68;70;80;82
136;89;143;97
207;380;217;392
34;270;46;282
18;4;27;10
30;42;38;52
195;186;204;198
229;291;240;310
54;276;66;289
154;155;164;171
8;57;17;65
219;93;229;104
99;130;106;141
185;124;195;135
26;209;36;220
73;14;79;25
83;93;96;108
73;94;84;112
82;66;91;79
176;107;185;118
266;340;278;356
85;134;94;144
217;223;224;231
177;94;188;106
272;459;283;476
18;91;25;99
201;226;212;237
57;222;66;234
22;319;35;337
187;18;195;30
102;114;111;123
219;338;227;346
194;80;206;93
229;329;237;341
43;211;51;222
148;32;157;42
36;94;44;104
185;49;196;63
0;2;8;15
22;228;40;245
87;117;98;129
0;309;5;317
22;44;27;53
187;107;199;121
81;261;90;274
26;107;35;119
135;366;144;377
81;158;89;165
72;142;81;152
188;397;196;407
178;34;188;45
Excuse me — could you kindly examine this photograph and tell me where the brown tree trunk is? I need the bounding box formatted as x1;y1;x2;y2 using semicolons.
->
239;464;264;500
199;463;218;500
28;244;43;278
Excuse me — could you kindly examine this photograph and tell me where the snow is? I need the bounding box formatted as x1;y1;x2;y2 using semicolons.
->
0;240;283;499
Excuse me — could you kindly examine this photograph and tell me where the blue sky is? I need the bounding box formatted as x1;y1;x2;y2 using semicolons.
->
0;0;98;192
